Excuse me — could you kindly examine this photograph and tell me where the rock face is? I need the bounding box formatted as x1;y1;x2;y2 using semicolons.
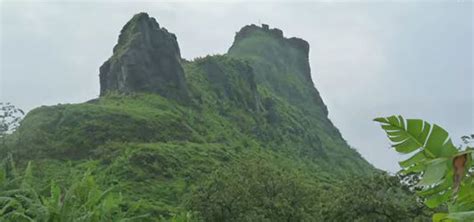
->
99;13;188;101
194;56;261;111
228;24;328;116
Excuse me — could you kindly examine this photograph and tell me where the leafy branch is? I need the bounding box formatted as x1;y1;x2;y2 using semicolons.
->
375;115;474;222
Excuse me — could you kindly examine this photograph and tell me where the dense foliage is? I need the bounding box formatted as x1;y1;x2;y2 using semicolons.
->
323;173;433;221
188;156;431;222
375;115;474;221
1;152;430;221
0;154;139;222
188;156;323;221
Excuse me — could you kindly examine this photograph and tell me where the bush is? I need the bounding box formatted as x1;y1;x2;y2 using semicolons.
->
322;173;432;221
188;156;323;221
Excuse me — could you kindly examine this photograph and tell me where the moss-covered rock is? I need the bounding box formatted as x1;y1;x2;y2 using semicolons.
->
99;12;189;102
228;24;327;116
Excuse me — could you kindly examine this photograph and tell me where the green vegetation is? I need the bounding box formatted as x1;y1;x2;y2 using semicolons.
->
324;173;433;221
0;19;438;221
0;154;138;222
1;151;428;221
188;155;323;221
375;115;474;221
188;156;430;221
0;74;432;221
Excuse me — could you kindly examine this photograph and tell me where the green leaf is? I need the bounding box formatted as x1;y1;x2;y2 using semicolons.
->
418;158;448;186
387;115;401;126
425;191;451;208
425;125;457;157
399;151;426;168
444;211;474;221
0;168;5;186
432;213;451;222
50;180;61;207
381;125;399;131
373;117;389;124
394;139;419;153
20;162;33;189
406;119;423;137
375;116;458;160
374;115;426;155
376;115;474;219
399;162;425;175
417;178;452;197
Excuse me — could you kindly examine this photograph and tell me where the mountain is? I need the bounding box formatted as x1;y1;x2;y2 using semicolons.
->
2;13;428;221
16;12;372;172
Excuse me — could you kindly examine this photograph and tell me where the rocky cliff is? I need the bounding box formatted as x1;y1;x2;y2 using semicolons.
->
99;12;188;101
229;24;328;116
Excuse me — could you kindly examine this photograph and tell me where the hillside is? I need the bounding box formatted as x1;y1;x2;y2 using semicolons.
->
1;13;430;221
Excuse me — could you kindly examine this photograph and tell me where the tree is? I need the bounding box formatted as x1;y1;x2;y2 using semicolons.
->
188;157;323;221
0;102;24;145
322;172;432;221
375;115;474;222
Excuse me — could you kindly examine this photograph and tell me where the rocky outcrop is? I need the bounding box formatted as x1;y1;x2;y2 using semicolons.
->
232;24;309;58
194;55;261;111
99;12;188;101
228;24;328;116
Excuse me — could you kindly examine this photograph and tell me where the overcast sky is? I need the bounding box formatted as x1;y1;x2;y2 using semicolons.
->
1;1;472;172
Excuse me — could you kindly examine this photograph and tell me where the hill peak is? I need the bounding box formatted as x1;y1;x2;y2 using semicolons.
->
228;24;327;116
232;24;309;57
99;12;188;101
